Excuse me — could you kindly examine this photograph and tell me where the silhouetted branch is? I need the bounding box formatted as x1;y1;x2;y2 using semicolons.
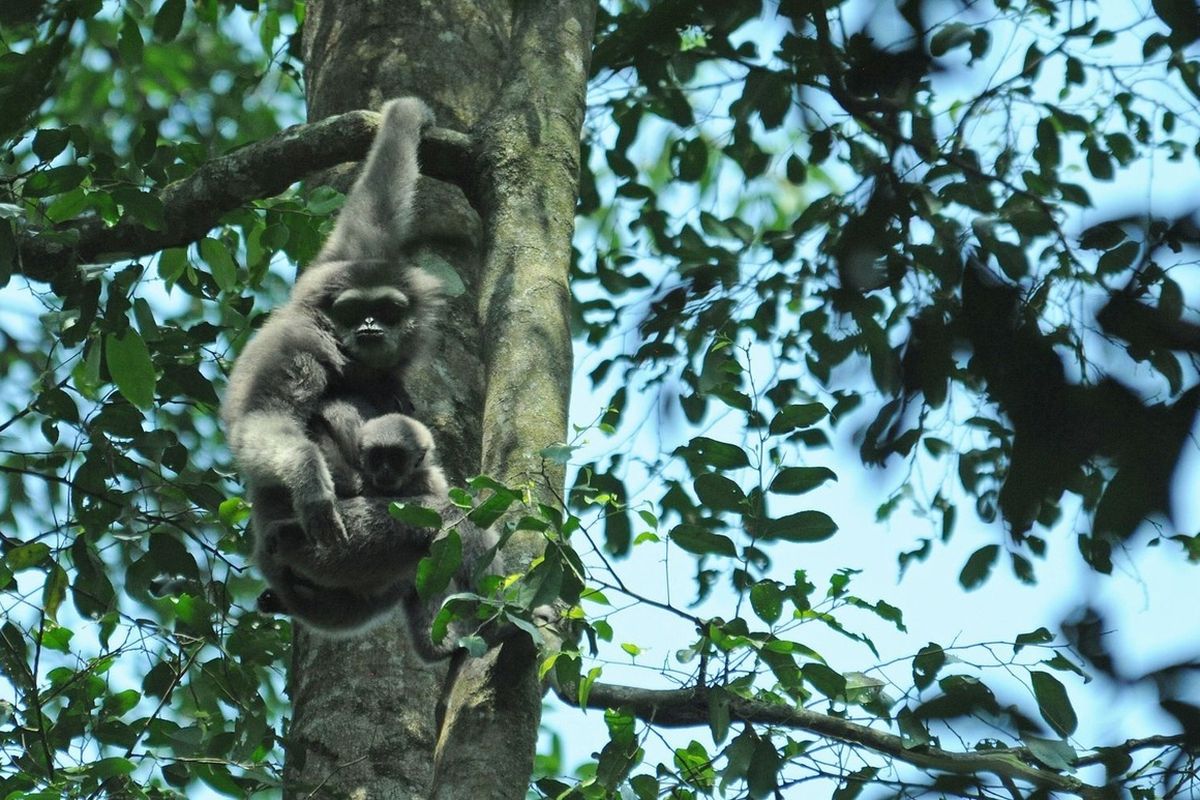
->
16;109;473;284
556;680;1106;799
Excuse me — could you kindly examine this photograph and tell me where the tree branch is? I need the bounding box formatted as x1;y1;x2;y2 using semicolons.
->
15;109;473;284
556;681;1106;799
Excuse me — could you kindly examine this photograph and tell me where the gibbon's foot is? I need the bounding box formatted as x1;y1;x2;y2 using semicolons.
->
298;500;349;547
258;588;286;614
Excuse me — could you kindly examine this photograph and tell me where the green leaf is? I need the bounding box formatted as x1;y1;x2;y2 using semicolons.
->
118;13;144;64
578;665;601;708
153;0;185;40
32;128;69;161
158;247;187;284
1014;626;1054;652
40;624;72;653
969;28;991;61
897;706;931;748
539;442;577;464
0;221;12;288
743;69;790;130
675;138;708;182
958;545;998;589
763;511;837;543
388;501;443;528
7;542;50;570
199;237;237;292
504;613;544;646
466;484;519;528
1085;143;1114;180
1035;117;1060;172
803;663;846;698
103;689;141;717
1080;222;1125;251
749;581;784;624
24;165;87;197
89;757;136;779
629;775;659;800
670;524;737;557
693;473;745;511
912;643;945;690
1097;241;1139;275
415;529;461;600
991;241;1028;281
1031;670;1077;736
1021;733;1077;771
834;768;879;800
105;329;157;409
687;436;750;469
768;403;828;434
746;739;781;799
42;563;68;622
786;154;807;184
1042;652;1089;679
930;22;974;56
114;187;165;231
1153;0;1200;43
769;466;836;495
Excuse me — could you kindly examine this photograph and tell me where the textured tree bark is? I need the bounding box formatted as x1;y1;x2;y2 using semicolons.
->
288;1;593;797
432;5;594;798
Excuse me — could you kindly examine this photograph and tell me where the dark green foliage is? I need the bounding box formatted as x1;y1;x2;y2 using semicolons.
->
6;0;1200;798
562;0;1200;795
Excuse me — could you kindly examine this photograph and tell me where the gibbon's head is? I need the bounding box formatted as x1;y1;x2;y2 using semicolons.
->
295;259;443;371
359;413;436;494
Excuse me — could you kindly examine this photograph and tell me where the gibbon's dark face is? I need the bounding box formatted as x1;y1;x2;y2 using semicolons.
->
360;415;434;493
362;440;427;493
328;285;413;369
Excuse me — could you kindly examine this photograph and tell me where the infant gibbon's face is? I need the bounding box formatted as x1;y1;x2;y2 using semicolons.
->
359;414;436;494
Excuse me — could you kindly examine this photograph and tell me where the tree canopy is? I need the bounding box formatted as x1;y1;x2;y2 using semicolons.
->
2;0;1200;798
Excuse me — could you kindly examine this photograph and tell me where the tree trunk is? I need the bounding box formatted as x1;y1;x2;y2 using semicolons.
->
286;2;593;797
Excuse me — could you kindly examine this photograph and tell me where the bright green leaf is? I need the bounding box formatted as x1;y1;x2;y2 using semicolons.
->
415;529;461;600
105;329;156;409
199;237;237;292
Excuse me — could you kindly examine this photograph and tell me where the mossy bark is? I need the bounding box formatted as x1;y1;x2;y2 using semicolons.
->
288;2;593;798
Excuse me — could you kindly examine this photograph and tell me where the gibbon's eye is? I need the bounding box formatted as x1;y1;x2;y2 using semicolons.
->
329;297;366;326
371;295;410;326
414;448;427;467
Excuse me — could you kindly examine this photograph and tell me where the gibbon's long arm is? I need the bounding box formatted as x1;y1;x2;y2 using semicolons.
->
316;97;433;264
222;314;349;545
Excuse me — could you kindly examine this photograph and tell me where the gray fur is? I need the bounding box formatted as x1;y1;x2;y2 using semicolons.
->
266;497;516;658
222;97;436;625
359;413;450;497
310;399;365;498
222;97;442;551
226;97;527;658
